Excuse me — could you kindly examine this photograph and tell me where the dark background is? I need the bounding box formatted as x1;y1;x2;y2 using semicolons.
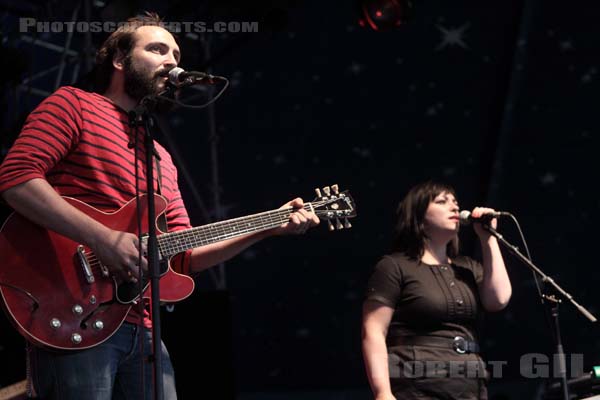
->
1;0;599;399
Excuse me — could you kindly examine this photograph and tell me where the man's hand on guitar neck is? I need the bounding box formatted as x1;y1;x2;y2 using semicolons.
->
271;197;320;236
186;197;320;273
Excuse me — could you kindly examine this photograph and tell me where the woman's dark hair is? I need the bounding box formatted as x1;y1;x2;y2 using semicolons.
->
392;181;459;261
92;12;163;93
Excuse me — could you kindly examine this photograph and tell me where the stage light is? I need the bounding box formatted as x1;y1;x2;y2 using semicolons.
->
358;0;413;31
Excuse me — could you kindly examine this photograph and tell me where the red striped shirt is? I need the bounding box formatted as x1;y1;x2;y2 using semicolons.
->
0;86;194;325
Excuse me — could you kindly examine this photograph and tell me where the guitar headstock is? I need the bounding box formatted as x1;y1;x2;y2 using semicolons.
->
311;184;357;231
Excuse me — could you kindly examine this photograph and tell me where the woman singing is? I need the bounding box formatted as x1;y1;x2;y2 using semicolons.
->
362;181;511;399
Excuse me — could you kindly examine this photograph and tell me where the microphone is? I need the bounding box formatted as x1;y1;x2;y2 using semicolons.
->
167;67;224;86
459;210;510;225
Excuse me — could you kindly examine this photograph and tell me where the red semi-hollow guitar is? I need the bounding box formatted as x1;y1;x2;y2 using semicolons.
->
0;186;355;351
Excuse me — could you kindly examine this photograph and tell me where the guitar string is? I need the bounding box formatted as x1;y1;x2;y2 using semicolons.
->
83;209;295;267
162;199;337;241
158;205;312;256
83;198;351;268
155;200;346;255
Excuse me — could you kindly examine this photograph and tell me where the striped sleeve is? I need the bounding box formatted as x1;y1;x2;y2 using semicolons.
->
159;150;191;232
0;87;83;193
170;250;193;276
157;148;193;275
166;191;193;275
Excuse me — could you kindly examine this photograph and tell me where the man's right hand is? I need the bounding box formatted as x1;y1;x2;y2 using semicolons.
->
91;229;148;283
2;180;150;284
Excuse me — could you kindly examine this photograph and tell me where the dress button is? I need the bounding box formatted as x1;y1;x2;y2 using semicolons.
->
449;281;455;287
456;299;464;305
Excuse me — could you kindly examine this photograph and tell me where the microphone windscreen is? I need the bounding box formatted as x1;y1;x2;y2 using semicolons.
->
459;210;472;225
168;67;185;84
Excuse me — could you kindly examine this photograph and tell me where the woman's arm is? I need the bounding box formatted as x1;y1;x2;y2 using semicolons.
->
471;207;512;312
362;300;397;400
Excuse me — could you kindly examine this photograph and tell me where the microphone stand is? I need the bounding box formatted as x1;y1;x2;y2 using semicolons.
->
482;224;597;400
129;93;169;400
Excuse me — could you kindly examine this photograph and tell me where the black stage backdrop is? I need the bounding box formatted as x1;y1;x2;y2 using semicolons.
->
1;1;599;399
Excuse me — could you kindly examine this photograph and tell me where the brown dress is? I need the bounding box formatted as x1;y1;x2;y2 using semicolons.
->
365;253;489;400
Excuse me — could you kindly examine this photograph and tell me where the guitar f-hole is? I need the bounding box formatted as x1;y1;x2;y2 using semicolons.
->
79;301;113;329
0;282;40;311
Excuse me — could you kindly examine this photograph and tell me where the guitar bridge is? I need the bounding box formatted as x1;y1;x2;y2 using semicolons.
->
76;245;95;284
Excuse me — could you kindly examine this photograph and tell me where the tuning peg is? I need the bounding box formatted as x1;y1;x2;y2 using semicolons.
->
327;220;335;231
322;186;331;196
331;184;339;195
315;188;322;198
344;218;352;229
335;218;344;230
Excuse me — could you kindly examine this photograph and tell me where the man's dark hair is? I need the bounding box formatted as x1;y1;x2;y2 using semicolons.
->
93;12;163;94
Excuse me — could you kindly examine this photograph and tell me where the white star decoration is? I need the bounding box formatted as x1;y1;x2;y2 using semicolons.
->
580;67;597;84
436;23;470;51
540;172;557;186
348;62;364;75
559;40;574;52
273;154;286;165
352;146;371;158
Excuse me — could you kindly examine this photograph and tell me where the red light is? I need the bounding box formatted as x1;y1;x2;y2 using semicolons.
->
358;0;413;31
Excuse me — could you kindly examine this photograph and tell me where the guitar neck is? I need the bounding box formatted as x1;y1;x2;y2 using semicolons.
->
158;204;311;258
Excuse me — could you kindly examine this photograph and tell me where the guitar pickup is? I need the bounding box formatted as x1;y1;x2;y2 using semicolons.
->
76;245;95;284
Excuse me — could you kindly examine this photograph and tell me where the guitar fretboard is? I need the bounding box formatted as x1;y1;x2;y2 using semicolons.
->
157;204;312;258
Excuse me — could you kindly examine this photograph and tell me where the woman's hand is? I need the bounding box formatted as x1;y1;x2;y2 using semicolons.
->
470;206;497;241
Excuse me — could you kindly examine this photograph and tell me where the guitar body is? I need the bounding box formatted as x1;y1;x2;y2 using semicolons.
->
0;185;356;351
0;195;194;350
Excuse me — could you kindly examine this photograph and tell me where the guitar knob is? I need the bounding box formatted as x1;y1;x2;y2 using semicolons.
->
93;320;104;331
72;304;83;315
323;186;331;196
50;318;62;329
89;295;97;304
344;218;352;229
335;218;344;230
331;184;339;195
71;333;82;344
315;188;322;198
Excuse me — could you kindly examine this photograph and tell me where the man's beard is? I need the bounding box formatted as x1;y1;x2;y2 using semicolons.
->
123;56;164;101
123;56;176;113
